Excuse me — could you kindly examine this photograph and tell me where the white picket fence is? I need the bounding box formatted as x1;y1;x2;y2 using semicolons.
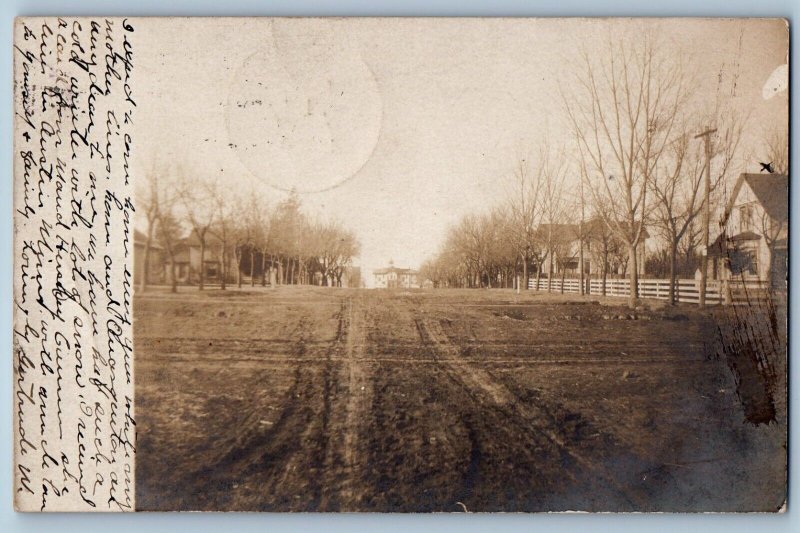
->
528;277;770;305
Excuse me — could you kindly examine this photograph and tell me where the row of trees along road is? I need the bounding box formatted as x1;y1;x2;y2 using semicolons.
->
423;36;787;309
138;172;360;293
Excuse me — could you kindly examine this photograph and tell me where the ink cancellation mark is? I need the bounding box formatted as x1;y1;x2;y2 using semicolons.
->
224;18;383;194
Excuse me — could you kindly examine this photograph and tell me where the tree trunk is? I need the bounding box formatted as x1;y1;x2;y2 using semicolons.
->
141;243;151;293
261;249;268;287
220;244;227;291
602;252;608;296
628;244;639;309
236;247;243;288
560;261;566;294
250;248;256;287
140;227;153;292
199;240;206;291
548;251;554;293
668;238;678;305
522;254;529;291
579;239;585;296
170;255;177;293
297;256;303;285
535;263;542;291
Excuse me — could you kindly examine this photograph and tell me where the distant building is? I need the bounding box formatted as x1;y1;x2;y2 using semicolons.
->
133;229;165;286
165;230;235;286
537;220;651;278
134;229;235;287
708;173;788;287
373;261;420;289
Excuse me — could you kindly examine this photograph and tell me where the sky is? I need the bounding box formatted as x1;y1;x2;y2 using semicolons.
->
132;18;788;286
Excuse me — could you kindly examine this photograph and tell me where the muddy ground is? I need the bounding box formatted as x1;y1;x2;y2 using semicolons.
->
134;287;786;512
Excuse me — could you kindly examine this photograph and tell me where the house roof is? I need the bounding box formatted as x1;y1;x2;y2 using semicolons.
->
134;229;163;249
537;219;649;242
730;230;762;242
537;223;580;241
743;173;788;222
707;230;763;257
182;229;226;248
722;172;788;226
373;266;418;275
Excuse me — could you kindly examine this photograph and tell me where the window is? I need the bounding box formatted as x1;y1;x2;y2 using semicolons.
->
729;247;758;277
739;204;754;232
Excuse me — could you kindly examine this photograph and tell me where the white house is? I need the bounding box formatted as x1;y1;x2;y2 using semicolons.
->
537;220;651;278
709;172;788;287
373;261;420;289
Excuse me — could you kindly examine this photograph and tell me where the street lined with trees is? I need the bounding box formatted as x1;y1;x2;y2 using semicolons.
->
421;35;778;309
137;171;361;292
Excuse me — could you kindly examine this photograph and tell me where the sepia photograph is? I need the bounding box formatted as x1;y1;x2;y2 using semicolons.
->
130;18;788;512
11;15;788;514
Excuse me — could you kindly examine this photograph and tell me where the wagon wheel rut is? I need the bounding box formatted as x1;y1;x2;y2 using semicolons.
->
412;307;650;510
180;300;357;511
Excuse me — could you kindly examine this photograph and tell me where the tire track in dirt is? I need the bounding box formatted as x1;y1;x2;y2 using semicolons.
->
258;297;348;511
412;309;650;510
315;297;351;511
140;352;706;366
172;301;351;511
176;313;314;509
338;294;372;509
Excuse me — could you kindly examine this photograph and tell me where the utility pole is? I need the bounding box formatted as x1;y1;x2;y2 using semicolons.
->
695;127;717;308
579;174;586;296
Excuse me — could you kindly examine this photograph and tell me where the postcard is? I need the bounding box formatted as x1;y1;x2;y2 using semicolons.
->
12;17;788;512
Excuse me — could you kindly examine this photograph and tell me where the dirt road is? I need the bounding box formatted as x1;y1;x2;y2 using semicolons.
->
134;287;786;512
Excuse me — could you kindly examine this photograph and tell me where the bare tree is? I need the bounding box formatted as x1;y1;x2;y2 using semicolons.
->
245;194;268;288
177;173;216;290
272;191;303;285
505;156;543;290
764;125;789;175
538;142;568;293
423;206;517;289
650;114;743;304
208;181;237;290
565;35;689;307
155;186;183;294
232;195;255;288
137;165;160;292
649;131;694;304
261;213;277;287
577;172;587;295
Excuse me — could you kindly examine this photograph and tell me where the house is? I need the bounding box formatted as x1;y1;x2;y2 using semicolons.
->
537;220;650;278
138;229;236;287
133;229;165;286
536;223;584;277
174;231;234;285
708;173;788;287
373;261;420;289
